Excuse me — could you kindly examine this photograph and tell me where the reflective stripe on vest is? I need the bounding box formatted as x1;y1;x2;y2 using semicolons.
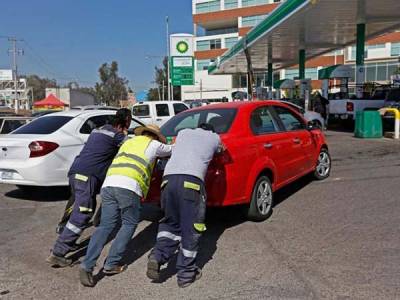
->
107;136;155;196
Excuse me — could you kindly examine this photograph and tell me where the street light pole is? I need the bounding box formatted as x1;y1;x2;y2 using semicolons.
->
166;16;171;101
8;37;23;114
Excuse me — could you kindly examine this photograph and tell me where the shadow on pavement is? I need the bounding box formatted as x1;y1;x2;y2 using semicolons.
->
72;175;314;285
5;186;70;202
153;206;246;284
273;175;314;207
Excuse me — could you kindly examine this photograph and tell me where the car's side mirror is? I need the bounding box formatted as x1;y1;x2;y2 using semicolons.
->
307;120;319;131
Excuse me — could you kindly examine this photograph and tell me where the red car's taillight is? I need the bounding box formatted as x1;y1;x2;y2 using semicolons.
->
346;102;354;112
29;141;59;158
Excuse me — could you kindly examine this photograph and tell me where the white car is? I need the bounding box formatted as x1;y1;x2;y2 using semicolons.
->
0;110;143;187
280;101;325;129
132;101;189;127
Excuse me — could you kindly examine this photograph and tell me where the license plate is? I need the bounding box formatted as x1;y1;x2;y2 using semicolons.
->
0;171;13;180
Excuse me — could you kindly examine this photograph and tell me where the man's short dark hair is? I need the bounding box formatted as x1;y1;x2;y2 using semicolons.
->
199;123;215;132
113;108;131;128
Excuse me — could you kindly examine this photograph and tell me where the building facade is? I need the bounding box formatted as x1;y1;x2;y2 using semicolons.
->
184;0;400;101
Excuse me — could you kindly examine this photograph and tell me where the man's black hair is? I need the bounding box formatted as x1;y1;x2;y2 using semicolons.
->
198;123;215;132
113;108;131;128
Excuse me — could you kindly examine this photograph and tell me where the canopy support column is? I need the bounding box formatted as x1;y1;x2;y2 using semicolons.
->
299;49;305;79
267;62;273;99
356;23;366;98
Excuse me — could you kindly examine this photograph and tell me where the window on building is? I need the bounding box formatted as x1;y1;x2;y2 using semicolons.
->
367;44;385;50
283;68;317;80
205;27;237;36
196;39;221;51
196;59;211;71
305;68;318;80
210;39;221;49
225;37;238;49
196;0;221;13
349;46;368;60
224;0;238;9
284;69;298;80
242;0;269;7
376;63;388;81
391;43;400;56
241;14;268;27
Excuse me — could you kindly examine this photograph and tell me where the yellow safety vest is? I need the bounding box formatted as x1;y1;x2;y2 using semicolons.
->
106;135;155;197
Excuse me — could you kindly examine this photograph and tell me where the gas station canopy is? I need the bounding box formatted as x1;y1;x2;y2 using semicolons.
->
209;0;400;75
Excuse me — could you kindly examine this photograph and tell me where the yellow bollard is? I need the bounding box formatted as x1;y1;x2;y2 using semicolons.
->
379;108;400;139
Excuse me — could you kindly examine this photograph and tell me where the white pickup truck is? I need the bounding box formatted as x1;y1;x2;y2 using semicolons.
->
328;98;385;122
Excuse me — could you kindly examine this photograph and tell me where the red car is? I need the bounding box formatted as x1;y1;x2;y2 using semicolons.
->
147;101;331;221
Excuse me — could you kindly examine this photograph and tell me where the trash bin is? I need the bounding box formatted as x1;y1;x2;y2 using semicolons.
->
354;110;383;138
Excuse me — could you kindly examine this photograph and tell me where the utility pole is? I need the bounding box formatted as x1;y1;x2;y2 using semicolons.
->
166;16;171;101
8;37;24;114
200;79;203;101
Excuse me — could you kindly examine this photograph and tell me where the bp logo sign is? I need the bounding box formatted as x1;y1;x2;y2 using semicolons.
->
176;41;189;54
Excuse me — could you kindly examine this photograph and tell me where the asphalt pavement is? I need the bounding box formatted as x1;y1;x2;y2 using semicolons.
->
0;131;399;300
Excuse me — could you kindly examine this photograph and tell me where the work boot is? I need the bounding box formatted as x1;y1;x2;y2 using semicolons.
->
79;268;95;287
46;253;72;268
103;264;127;276
178;269;202;288
55;224;65;234
146;255;160;281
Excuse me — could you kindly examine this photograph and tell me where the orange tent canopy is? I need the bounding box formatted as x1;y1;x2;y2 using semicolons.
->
34;94;66;107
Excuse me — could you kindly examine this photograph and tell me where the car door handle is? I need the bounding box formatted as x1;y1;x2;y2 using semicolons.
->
264;143;273;149
156;118;162;121
293;138;301;144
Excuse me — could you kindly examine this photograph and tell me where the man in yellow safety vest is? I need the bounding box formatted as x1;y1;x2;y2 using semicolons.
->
79;124;172;287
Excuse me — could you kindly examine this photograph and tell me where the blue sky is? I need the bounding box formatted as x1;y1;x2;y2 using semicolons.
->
0;0;193;91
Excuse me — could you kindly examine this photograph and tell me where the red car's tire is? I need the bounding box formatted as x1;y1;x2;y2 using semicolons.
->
247;176;274;222
314;148;331;180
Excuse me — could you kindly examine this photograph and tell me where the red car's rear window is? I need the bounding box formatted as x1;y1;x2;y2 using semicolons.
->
161;108;237;137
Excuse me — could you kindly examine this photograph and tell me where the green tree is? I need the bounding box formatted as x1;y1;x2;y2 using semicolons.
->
95;61;128;106
25;75;57;101
148;57;180;101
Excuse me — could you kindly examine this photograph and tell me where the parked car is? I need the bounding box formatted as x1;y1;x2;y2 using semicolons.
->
279;101;325;129
71;105;119;111
31;111;58;118
147;101;331;221
132;101;189;127
0;116;33;134
0;110;144;188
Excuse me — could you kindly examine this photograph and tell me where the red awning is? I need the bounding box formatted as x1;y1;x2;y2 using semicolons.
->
34;94;66;107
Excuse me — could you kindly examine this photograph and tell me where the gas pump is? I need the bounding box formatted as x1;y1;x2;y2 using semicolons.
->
318;64;352;99
300;79;312;110
273;79;296;100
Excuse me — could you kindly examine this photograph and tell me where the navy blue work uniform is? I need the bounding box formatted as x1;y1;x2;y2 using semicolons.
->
153;175;206;283
151;128;221;286
52;125;126;257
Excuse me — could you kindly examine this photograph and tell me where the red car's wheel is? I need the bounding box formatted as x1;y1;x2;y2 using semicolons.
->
247;176;274;222
314;148;331;180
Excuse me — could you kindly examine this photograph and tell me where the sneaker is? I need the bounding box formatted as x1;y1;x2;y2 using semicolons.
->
46;253;72;268
178;269;202;288
103;264;127;276
79;268;95;287
146;255;160;281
